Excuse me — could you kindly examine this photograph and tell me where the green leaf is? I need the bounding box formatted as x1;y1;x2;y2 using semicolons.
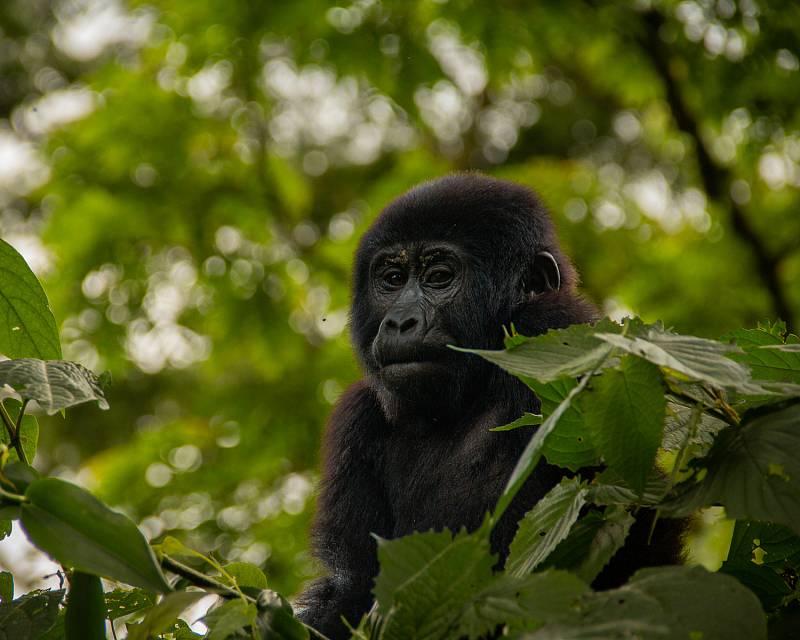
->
374;529;495;639
530;566;766;640
662;403;800;534
662;399;728;454
65;572;106;640
0;461;40;494
0;589;65;640
104;588;156;620
530;378;600;471
456;570;588;638
596;326;767;394
0;572;12;603
726;520;800;569
724;326;800;384
0;359;108;415
719;560;792;611
719;520;800;610
127;591;206;640
541;507;634;583
255;591;308;640
202;599;258;640
0;239;61;361
506;478;588;577
495;371;595;521
584;356;666;492
38;610;65;640
586;469;668;506
0;400;38;463
457;320;617;383
20;478;170;592
170;618;204;639
221;562;268;590
490;412;542;432
568;506;634;584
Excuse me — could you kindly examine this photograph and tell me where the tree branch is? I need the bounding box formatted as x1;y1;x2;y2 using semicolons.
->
638;9;795;332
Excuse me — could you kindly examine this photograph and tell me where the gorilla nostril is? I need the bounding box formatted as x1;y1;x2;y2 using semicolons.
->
399;317;417;333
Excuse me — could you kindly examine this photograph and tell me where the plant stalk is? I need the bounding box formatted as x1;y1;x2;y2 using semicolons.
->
0;401;28;464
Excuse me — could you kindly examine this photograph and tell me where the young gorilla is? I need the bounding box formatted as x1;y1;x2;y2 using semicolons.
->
296;174;683;639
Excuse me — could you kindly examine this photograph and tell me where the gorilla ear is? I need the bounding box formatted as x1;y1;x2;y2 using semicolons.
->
525;251;561;294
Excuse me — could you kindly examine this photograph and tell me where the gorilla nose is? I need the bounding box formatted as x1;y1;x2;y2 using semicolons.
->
384;313;420;334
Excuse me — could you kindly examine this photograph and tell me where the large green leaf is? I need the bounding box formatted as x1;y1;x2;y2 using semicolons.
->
724;326;800;385
596;326;766;394
506;478;587;577
662;403;800;534
458;321;617;383
719;519;800;610
374;529;495;640
584;356;666;493
526;566;766;640
0;589;64;640
65;572;106;640
456;570;588;639
529;378;600;471
719;560;792;611
0;359;108;414
0;239;61;361
20;478;170;592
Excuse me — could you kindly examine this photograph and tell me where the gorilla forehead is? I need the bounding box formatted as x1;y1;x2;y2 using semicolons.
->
357;174;559;262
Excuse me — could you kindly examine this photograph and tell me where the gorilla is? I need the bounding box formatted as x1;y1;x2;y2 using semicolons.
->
296;174;683;638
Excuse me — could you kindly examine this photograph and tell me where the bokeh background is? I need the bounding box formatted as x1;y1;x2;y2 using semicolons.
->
0;0;798;600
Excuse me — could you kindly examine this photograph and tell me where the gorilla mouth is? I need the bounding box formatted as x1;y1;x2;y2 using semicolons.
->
375;343;450;369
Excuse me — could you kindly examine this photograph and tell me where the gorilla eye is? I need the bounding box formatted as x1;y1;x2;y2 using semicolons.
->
426;267;454;287
381;268;406;289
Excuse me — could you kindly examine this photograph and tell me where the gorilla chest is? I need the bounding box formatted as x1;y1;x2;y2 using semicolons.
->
380;425;516;538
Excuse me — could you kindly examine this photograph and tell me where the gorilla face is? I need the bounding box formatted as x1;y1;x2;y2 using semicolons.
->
349;175;570;419
366;242;473;400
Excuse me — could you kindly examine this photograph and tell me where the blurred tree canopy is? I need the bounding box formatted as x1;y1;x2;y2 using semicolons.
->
0;0;798;598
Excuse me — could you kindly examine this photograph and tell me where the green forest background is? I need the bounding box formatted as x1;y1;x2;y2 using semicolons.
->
0;0;798;600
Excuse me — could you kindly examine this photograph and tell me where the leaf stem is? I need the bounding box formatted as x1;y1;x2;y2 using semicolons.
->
13;400;29;465
160;554;256;604
669;402;703;491
0;486;27;503
0;402;27;464
666;386;734;426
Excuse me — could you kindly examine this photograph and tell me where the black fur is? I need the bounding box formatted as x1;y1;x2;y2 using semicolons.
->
295;174;683;639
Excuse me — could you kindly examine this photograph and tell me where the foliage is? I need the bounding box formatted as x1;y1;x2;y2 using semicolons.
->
2;231;800;638
1;0;800;637
0;0;798;605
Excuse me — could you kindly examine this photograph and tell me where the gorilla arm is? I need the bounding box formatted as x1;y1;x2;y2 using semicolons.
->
295;381;391;639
